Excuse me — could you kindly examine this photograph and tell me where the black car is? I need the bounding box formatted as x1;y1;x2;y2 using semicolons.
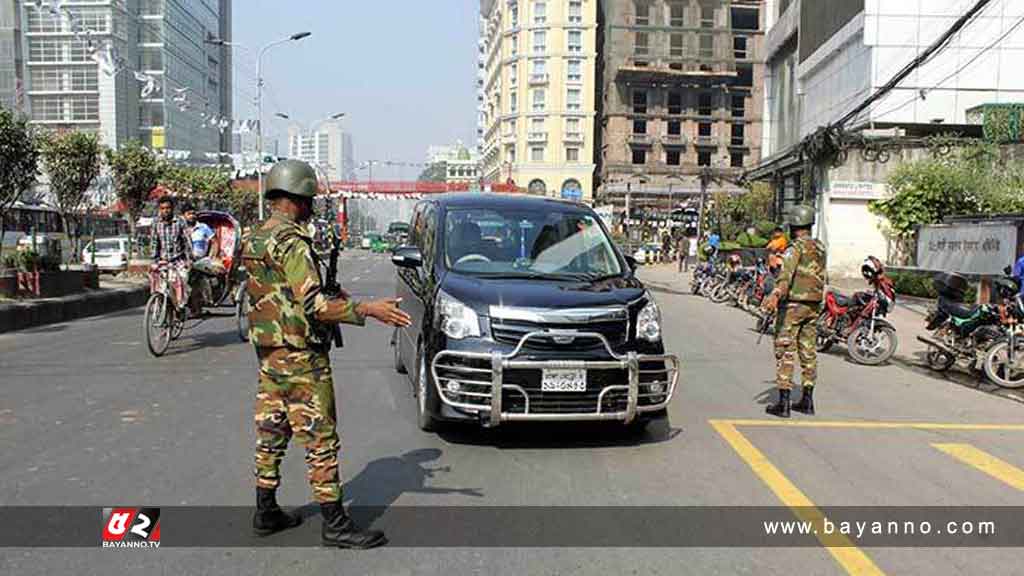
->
391;194;679;432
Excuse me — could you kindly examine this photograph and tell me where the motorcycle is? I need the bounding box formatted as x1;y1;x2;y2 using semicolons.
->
737;259;773;312
710;267;755;304
982;274;1024;389
816;287;898;365
917;273;1004;373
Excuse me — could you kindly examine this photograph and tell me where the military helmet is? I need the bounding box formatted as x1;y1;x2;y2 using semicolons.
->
265;159;319;199
786;204;816;228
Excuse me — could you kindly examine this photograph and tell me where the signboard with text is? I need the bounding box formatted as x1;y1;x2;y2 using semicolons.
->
917;224;1018;276
829;180;887;200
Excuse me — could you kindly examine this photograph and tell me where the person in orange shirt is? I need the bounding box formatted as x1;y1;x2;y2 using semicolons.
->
766;227;788;271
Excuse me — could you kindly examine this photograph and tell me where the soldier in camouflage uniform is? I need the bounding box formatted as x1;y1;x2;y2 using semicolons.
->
244;159;411;548
761;205;826;418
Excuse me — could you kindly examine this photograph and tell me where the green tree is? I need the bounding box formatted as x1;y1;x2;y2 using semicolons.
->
0;107;40;264
106;141;166;259
39;131;103;267
418;162;447;182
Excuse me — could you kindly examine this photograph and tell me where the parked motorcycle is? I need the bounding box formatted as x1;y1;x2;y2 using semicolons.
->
815;257;898;365
737;259;772;312
918;273;1004;373
982;274;1024;389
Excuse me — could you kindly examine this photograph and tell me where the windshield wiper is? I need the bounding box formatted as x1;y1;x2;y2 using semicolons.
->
468;271;585;281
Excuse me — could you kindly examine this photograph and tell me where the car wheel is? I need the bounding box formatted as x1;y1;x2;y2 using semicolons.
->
416;345;438;432
393;328;407;374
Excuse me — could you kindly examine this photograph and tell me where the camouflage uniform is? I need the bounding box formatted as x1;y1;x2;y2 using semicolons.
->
243;210;365;503
773;236;826;390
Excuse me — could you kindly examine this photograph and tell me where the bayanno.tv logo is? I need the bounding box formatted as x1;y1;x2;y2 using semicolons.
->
101;508;161;549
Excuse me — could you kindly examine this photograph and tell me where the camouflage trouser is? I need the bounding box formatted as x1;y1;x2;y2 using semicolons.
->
254;347;342;503
774;302;820;391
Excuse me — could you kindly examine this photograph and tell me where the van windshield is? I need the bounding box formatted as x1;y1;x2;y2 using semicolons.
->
444;208;622;279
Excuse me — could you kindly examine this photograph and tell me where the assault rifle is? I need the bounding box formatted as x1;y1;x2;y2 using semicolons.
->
756;310;776;345
319;227;345;349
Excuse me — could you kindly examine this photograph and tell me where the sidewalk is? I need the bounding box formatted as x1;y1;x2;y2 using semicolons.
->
0;275;149;334
640;264;1024;405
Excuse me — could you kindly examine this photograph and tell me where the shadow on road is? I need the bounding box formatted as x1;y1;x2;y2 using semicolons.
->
436;419;681;449
162;328;246;356
292;448;484;526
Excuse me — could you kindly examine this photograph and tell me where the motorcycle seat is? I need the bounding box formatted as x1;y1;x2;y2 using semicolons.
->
938;298;980;320
832;292;852;307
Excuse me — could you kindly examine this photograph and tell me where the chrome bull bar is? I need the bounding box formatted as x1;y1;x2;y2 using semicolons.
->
430;331;680;426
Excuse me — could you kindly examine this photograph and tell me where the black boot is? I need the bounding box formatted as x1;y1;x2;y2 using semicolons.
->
792;386;815;415
253;487;302;536
321;501;387;549
765;389;791;418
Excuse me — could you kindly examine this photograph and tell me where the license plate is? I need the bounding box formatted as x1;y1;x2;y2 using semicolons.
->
541;369;587;392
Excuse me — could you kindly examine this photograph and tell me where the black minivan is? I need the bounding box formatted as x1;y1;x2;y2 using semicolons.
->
391;193;678;432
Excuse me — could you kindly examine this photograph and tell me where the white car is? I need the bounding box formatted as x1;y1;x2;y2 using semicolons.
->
82;237;131;272
633;243;663;264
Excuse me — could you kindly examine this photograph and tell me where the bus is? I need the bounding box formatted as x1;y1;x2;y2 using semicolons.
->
2;202;129;263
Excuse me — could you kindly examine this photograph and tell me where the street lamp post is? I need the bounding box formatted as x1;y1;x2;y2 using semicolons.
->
207;32;312;221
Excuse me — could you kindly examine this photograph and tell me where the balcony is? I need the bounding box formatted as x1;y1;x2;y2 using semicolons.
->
564;131;584;143
629;133;653;146
527;131;548;143
661;133;686;147
728;138;749;149
528;73;549;85
694;135;719;148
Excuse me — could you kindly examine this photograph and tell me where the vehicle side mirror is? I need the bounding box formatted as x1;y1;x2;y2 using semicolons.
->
1004;265;1013;276
392;246;423;269
624;255;638;271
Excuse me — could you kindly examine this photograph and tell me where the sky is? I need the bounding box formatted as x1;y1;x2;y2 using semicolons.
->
231;0;480;180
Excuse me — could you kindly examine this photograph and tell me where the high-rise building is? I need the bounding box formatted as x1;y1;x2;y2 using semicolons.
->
478;0;598;202
287;120;355;181
13;0;231;156
0;1;23;112
595;0;765;208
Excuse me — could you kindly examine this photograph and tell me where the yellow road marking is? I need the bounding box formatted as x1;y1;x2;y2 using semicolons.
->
933;443;1024;491
716;419;1024;431
710;420;885;576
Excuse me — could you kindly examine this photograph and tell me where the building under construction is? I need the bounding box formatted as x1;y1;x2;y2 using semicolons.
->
595;0;765;236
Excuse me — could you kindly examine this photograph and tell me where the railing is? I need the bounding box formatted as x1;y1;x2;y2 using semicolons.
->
527;131;548;142
528;73;549;85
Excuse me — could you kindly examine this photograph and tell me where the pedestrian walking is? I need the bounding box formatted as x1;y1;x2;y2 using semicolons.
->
676;234;687;273
760;205;825;418
242;159;412;549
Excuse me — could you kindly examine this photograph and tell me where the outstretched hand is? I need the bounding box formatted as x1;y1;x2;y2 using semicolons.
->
360;298;412;327
761;292;779;314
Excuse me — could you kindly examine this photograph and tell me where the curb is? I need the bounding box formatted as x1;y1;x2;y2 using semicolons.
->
0;284;150;334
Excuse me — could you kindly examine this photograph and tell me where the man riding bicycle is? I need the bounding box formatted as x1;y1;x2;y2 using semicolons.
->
151;196;193;313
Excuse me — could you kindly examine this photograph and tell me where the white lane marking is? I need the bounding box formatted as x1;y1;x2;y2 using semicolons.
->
350;276;361;282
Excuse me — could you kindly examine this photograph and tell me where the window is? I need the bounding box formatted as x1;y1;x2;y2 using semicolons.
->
510;3;519;27
731;124;745;146
670;3;685;27
532;58;546;75
568;30;582;52
508;147;517;163
737;64;754;87
568;0;583;24
531;117;545;131
668;92;682;115
731;94;745;118
634;32;649;56
701;6;715;28
668;120;681;135
666;150;681;166
566;117;581;136
699;34;713;58
533;30;546;53
632;90;647;114
566;147;580;162
670;33;684;57
734;36;748;59
698;151;712;166
635;2;650;25
698;123;712;137
731;151;745;167
530;147;545;162
632;149;647;165
534;1;547;23
567;59;582;82
532;88;546;111
633;118;647;134
511;34;519;55
566;88;581;111
698;93;713;116
510;91;518;113
509;63;518;85
731;7;759;31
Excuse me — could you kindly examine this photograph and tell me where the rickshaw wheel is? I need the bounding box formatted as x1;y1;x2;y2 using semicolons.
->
236;280;250;342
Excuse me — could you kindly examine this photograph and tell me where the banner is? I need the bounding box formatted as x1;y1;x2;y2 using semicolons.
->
917;223;1018;275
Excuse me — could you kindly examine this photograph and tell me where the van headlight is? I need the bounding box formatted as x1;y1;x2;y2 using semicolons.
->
637;296;662;342
438;290;481;340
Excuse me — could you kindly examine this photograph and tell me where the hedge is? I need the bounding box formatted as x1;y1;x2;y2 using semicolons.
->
888;270;977;302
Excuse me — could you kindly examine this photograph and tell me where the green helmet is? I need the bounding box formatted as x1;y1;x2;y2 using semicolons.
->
265;159;318;199
786;204;816;228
